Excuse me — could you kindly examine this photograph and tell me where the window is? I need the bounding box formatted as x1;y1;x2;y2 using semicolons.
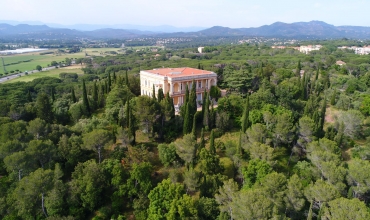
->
180;83;183;91
198;81;201;88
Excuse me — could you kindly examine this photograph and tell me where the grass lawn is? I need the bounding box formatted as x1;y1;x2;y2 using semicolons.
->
4;67;84;84
0;48;122;75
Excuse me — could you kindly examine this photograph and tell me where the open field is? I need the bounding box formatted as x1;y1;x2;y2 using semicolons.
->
0;48;122;75
3;66;84;84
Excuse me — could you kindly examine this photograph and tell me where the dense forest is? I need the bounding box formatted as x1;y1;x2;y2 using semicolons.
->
1;41;370;219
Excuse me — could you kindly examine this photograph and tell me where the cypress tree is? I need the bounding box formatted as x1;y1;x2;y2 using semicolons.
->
82;79;90;116
241;96;250;133
185;84;189;104
209;102;215;129
98;87;104;108
301;72;306;100
209;129;215;154
307;201;313;220
183;103;191;135
315;66;320;80
199;128;205;150
198;63;201;69
202;89;207;117
36;92;53;123
203;93;210;129
258;64;263;77
71;87;76;103
125;99;130;128
237;130;242;155
112;72;116;84
319;97;327;136
104;81;108;94
330;89;337;105
189;80;197;118
129;108;136;145
27;90;32;102
108;72;112;91
92;82;98;110
152;84;156;100
51;87;55;102
296;60;301;77
166;92;175;119
125;69;129;86
191;113;197;138
335;121;344;147
157;88;164;102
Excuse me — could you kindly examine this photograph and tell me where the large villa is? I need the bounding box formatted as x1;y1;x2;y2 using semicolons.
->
139;67;217;107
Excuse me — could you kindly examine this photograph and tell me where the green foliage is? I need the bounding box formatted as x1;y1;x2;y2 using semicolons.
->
158;143;177;167
69;160;106;211
242;159;272;189
147;179;185;220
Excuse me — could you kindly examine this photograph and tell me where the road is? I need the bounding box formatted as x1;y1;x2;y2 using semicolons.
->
0;66;56;84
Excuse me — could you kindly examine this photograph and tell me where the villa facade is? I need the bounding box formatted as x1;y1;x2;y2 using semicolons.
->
140;67;217;107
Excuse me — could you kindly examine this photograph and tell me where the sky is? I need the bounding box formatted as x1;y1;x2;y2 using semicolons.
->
1;0;370;28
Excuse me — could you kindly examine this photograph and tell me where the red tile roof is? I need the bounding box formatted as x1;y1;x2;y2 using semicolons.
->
144;67;214;78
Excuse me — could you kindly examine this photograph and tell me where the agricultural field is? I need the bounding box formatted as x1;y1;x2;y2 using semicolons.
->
3;66;84;84
0;48;122;75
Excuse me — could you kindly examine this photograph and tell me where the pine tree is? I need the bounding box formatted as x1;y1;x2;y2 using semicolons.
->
82;79;90;116
183;103;191;135
71;87;76;103
27;90;32;102
125;69;129;86
199;128;205;150
209;129;215;154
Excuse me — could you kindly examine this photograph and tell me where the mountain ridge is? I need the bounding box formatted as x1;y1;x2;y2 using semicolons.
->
1;21;370;39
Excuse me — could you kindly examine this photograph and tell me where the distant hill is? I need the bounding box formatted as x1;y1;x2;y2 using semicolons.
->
197;21;370;38
1;21;370;39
